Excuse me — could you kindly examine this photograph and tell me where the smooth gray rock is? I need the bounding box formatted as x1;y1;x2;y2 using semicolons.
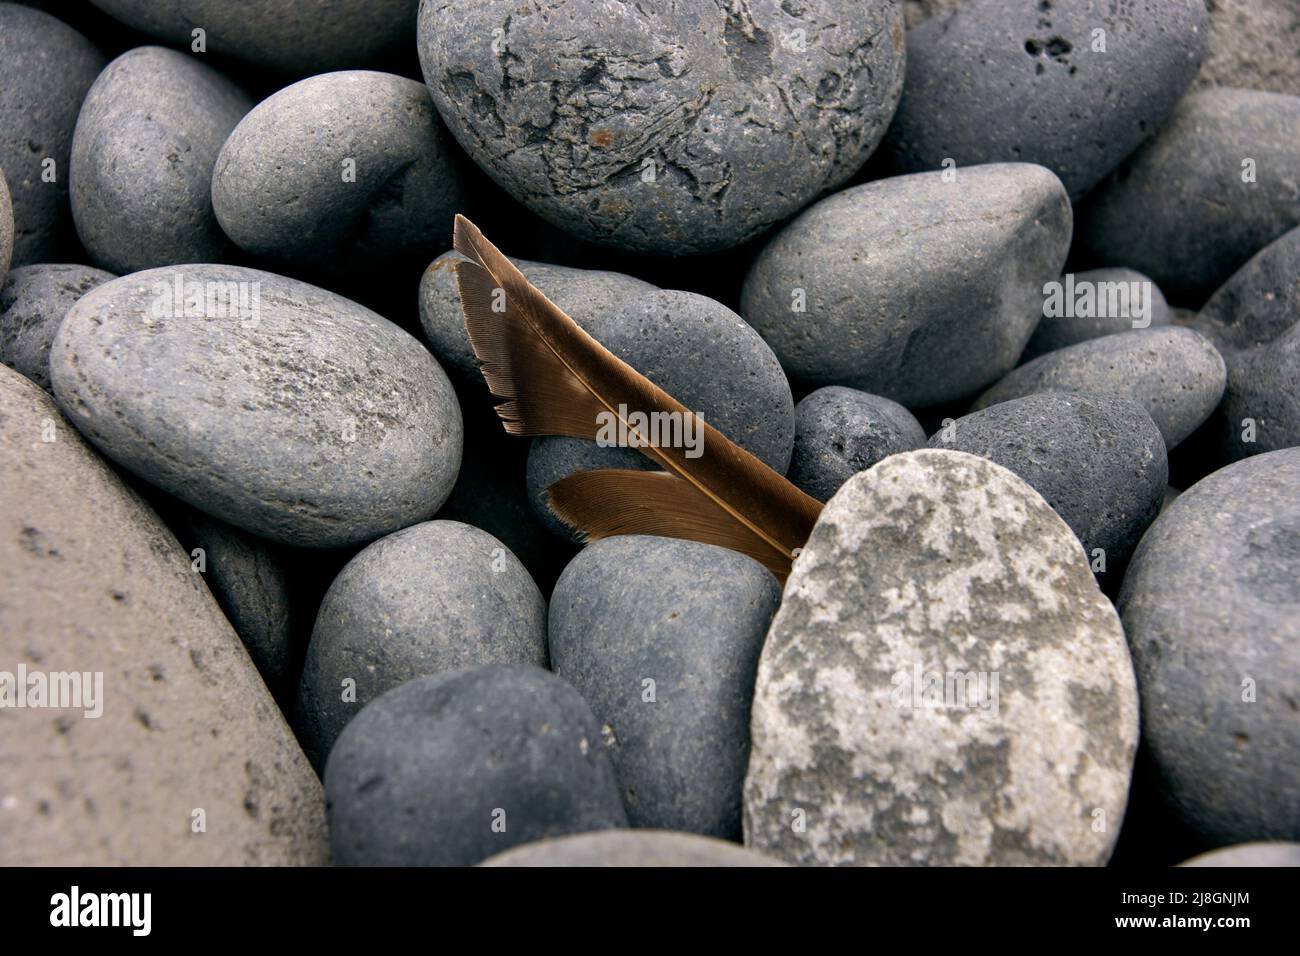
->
788;386;926;501
883;0;1207;201
213;71;467;278
88;0;420;74
1118;449;1300;846
973;327;1227;449
744;450;1138;866
325;665;628;866
548;536;780;839
0;264;115;391
481;830;787;867
70;47;251;274
296;520;547;769
417;0;906;255
49;265;462;548
929;392;1167;584
1078;89;1300;304
742;163;1072;406
1180;843;1300;868
1022;268;1172;362
0;169;11;287
0;4;105;264
1194;226;1300;355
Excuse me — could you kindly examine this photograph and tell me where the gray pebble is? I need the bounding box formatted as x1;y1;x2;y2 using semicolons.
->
49;265;462;548
0;264;115;392
1194;226;1300;355
788;386;926;501
549;536;780;839
417;0;905;254
1021;268;1172;362
742;163;1072;406
296;520;547;768
1179;843;1300;868
325;664;628;866
481;830;787;867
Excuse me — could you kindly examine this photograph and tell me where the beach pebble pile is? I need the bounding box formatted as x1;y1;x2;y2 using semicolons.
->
0;0;1295;868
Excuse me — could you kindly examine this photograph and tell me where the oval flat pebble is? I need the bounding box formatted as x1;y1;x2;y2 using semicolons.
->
1179;843;1300;868
744;449;1138;866
929;392;1167;586
973;327;1227;449
742;163;1072;406
883;0;1207;200
49;265;462;548
788;386;927;502
0;264;115;391
418;0;905;254
0;168;11;287
1117;449;1300;846
325;664;628;866
1021;268;1172;362
0;5;105;264
70;47;252;274
213;71;467;278
480;830;787;867
295;520;547;768
549;536;780;839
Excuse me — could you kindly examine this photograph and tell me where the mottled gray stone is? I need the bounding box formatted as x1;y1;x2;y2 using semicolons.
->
481;830;787;867
1194;226;1300;355
1078;89;1300;304
883;0;1207;201
0;264;115;391
548;536;780;839
742;163;1072;406
1022;268;1172;362
0;4;105;264
1192;0;1300;97
929;393;1167;585
974;327;1227;449
1118;449;1300;846
325;664;628;866
88;0;420;74
788;386;926;501
744;449;1138;866
49;265;462;548
213;71;467;278
417;0;906;255
0;169;11;288
296;520;547;769
0;365;327;864
1180;843;1300;868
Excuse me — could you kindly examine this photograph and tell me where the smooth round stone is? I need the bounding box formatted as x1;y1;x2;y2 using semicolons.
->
1194;226;1300;354
0;168;11;287
744;450;1138;866
973;327;1227;449
549;536;780;839
418;0;905;255
0;5;105;264
1208;324;1300;464
325;665;628;866
742;163;1072;406
419;251;656;382
295;520;547;768
49;265;463;548
1117;449;1300;845
929;392;1167;585
481;830;787;867
883;0;1206;201
70;47;251;274
88;0;419;74
1021;268;1172;362
1179;843;1300;868
0;264;115;392
213;71;467;278
1078;89;1300;304
788;386;926;502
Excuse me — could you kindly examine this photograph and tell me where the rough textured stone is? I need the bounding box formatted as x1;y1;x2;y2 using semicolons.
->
296;520;547;769
1022;268;1172;362
481;830;787;867
744;449;1138;866
417;0;906;255
1179;842;1300;868
71;47;252;274
325;665;628;866
1117;449;1300;846
883;0;1207;201
0;264;115;391
973;327;1227;449
742;163;1071;406
49;265;462;549
788;386;926;501
0;364;327;864
0;4;105;264
0;168;11;288
548;536;780;839
1193;0;1300;97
